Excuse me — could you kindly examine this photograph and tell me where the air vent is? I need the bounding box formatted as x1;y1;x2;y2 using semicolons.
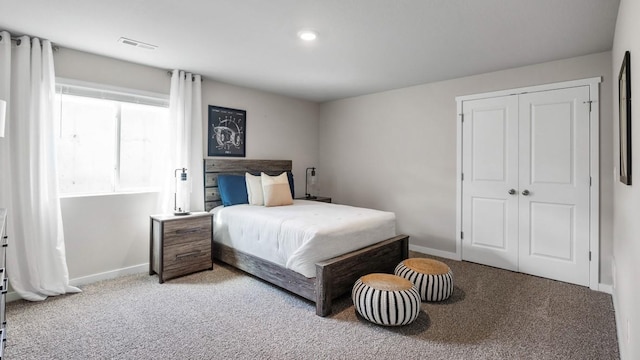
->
117;37;157;50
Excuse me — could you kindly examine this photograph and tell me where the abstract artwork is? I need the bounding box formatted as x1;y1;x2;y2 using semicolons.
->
208;105;246;157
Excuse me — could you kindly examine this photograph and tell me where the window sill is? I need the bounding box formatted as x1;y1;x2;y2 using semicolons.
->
59;189;161;199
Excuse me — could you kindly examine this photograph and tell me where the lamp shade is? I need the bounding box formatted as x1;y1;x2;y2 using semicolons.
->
0;99;6;138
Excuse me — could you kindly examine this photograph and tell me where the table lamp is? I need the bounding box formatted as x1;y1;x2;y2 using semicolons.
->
174;168;190;215
305;167;317;199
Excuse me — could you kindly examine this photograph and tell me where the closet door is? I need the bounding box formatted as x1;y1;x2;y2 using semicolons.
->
518;87;591;286
461;95;519;271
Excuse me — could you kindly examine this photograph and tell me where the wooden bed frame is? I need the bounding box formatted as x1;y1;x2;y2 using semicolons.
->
204;159;409;316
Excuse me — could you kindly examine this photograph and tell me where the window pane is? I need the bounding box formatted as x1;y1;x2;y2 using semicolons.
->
57;95;117;194
119;103;168;190
55;81;169;196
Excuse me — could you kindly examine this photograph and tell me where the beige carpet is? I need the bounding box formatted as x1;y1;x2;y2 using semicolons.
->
6;253;619;359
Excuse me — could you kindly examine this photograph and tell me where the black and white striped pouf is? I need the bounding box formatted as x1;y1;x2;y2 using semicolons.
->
395;258;453;302
352;273;421;326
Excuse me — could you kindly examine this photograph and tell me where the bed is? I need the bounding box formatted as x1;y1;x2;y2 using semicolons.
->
204;159;409;316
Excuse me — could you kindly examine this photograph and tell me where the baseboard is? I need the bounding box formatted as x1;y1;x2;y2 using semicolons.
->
409;244;459;260
611;257;627;359
68;263;149;287
7;263;149;303
598;283;613;294
612;282;625;359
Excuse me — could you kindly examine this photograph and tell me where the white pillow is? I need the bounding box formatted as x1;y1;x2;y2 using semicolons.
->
261;172;293;207
245;173;264;205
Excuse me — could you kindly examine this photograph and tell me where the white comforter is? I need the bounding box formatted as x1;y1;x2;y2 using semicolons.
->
211;200;396;278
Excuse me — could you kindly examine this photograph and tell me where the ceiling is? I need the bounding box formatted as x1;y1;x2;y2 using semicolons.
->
0;0;620;102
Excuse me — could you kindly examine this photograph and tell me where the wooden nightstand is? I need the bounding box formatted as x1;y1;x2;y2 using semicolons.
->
296;196;332;203
149;212;213;283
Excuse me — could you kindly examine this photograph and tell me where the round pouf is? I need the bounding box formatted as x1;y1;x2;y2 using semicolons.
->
352;273;421;326
395;258;454;302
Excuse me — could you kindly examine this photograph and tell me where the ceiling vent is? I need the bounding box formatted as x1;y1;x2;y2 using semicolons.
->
117;37;157;50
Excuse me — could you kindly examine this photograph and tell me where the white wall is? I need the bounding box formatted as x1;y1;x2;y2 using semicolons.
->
54;48;170;281
60;193;158;280
53;48;319;281
319;51;613;284
611;0;640;357
201;79;320;198
48;45;618;304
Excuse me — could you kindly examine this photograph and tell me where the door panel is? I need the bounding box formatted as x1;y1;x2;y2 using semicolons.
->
462;96;518;271
472;109;507;181
529;202;574;260
471;198;506;249
530;102;573;184
518;87;590;286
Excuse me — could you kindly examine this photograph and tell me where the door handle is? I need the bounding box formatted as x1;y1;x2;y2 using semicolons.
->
522;189;530;196
508;189;516;195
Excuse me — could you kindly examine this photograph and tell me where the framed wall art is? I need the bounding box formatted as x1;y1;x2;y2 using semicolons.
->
619;51;632;185
208;105;246;157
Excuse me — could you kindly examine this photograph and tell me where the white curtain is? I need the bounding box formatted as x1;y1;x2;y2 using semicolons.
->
0;32;80;300
160;70;204;213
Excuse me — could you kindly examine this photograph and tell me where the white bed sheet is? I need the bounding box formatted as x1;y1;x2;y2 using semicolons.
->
211;200;396;278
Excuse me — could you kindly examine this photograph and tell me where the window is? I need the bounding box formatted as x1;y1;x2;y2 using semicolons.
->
55;79;169;195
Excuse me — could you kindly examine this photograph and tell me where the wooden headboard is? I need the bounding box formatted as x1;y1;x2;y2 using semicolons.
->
203;159;293;211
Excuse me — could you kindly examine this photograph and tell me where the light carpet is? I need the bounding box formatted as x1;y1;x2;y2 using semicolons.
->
6;253;619;359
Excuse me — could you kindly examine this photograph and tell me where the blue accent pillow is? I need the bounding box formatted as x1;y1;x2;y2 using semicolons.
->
287;172;295;198
218;175;248;206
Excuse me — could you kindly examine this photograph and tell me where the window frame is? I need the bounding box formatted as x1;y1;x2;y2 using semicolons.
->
55;78;170;197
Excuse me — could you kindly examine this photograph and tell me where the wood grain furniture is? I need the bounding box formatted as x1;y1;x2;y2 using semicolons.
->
0;208;8;357
149;212;213;283
295;196;331;203
204;158;409;316
352;273;421;326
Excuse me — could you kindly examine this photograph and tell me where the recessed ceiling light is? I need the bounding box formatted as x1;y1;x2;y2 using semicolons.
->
298;30;318;41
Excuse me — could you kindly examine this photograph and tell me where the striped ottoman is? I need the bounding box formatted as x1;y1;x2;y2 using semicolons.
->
352;273;421;326
395;258;453;302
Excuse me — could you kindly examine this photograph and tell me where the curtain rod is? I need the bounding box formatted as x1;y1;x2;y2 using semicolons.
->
0;34;59;51
166;70;204;82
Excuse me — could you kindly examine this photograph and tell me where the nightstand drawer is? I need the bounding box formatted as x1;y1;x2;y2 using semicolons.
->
163;217;211;247
0;327;5;360
162;260;212;281
163;238;212;270
0;276;6;331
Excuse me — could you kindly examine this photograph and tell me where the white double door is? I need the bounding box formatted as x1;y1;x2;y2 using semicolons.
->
461;86;591;286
